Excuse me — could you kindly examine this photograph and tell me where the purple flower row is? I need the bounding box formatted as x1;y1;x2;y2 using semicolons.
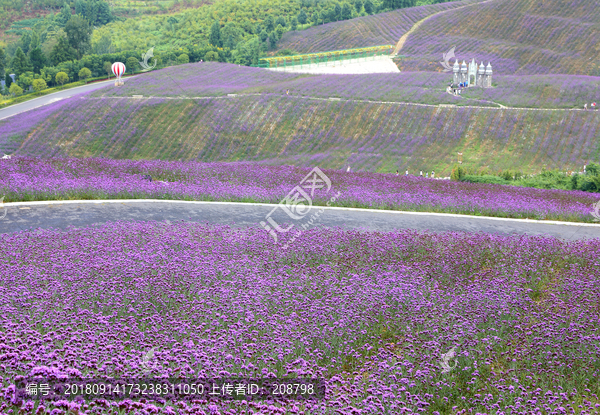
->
1;157;598;222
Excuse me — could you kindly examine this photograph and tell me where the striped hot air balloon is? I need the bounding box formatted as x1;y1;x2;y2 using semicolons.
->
111;62;126;83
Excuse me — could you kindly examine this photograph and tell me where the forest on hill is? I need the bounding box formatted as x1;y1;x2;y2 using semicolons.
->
0;0;455;97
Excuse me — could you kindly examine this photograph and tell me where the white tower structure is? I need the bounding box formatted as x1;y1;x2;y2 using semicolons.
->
467;58;477;86
485;62;493;88
452;60;460;85
477;62;485;87
460;60;468;84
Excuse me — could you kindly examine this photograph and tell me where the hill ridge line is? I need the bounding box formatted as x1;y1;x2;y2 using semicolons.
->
86;94;593;112
393;0;500;55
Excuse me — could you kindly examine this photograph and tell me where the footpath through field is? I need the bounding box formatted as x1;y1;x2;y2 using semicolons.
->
84;93;595;113
2;200;599;241
392;0;499;56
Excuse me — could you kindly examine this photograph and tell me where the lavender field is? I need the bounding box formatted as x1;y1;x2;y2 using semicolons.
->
2;222;600;414
2;86;600;175
275;0;485;54
1;157;599;223
90;62;600;109
399;0;600;75
84;62;600;108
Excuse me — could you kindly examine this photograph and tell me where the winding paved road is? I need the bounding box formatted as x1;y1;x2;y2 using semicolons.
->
0;78;125;121
1;200;599;241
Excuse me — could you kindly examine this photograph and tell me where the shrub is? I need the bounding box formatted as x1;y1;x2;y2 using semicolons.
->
9;83;24;96
462;175;509;185
32;78;48;92
177;54;190;64
204;51;218;61
55;71;69;86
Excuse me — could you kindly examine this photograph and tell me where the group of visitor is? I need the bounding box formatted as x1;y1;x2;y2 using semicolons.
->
396;170;435;178
584;103;597;110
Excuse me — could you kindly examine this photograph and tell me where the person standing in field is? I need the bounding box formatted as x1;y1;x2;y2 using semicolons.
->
420;171;423;177
396;170;399;176
405;170;409;176
431;171;435;178
584;103;588;110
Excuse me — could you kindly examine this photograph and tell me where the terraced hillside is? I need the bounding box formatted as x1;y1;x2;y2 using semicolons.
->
3;97;599;175
276;0;485;54
2;63;600;173
398;0;600;75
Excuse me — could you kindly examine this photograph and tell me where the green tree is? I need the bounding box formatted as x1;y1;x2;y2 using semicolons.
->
290;17;298;30
29;47;46;74
65;15;91;59
341;2;352;19
9;83;23;96
233;36;261;66
75;0;87;17
21;31;32;54
55;71;69;86
364;0;373;14
103;61;112;78
275;16;286;27
10;47;33;77
334;3;342;20
264;15;275;32
30;31;41;50
78;67;92;82
0;48;5;76
126;56;138;73
96;34;113;55
259;29;268;43
56;2;72;25
204;51;218;61
32;78;48;92
5;73;13;90
177;53;189;64
222;22;242;50
275;24;285;40
269;32;278;49
297;9;307;24
353;0;362;12
41;66;59;86
50;35;78;65
209;21;222;47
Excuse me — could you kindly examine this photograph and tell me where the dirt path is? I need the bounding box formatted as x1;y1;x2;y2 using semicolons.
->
392;0;499;56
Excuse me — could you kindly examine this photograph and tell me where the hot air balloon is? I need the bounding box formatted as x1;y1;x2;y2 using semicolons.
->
111;62;126;86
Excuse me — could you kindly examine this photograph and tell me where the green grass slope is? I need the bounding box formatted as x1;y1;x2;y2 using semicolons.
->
6;93;600;175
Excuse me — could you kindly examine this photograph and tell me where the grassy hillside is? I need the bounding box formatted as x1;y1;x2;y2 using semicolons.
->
90;62;600;109
275;0;484;53
399;0;600;75
3;96;600;175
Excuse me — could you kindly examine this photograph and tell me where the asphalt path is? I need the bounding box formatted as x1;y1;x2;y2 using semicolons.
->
0;78;124;121
1;200;599;241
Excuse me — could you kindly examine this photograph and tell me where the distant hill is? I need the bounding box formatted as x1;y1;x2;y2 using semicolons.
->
2;63;599;175
276;0;484;54
398;0;600;75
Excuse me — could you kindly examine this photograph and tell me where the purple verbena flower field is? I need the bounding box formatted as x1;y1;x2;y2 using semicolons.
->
90;62;600;109
1;157;598;223
275;0;485;54
1;222;600;414
399;0;600;75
